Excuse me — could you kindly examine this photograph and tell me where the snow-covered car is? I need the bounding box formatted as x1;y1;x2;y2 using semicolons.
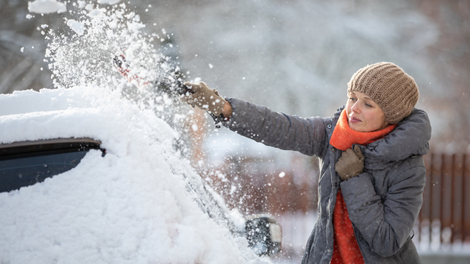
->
0;87;280;264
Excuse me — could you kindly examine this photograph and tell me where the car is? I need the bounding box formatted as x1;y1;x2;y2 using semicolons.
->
0;87;281;263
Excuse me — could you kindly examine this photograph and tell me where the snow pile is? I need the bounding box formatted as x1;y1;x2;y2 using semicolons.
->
0;87;268;264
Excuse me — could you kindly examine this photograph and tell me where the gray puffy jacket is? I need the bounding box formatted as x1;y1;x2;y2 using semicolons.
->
222;98;431;264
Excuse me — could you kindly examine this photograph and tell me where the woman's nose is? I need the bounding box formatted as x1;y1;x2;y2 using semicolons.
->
351;102;360;113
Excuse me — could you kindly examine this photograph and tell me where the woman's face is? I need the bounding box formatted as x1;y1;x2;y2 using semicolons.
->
345;91;389;132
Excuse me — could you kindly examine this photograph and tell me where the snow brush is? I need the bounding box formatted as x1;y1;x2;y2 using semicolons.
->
113;54;226;128
112;54;193;95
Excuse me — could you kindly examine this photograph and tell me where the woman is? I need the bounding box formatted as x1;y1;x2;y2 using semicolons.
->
182;62;431;263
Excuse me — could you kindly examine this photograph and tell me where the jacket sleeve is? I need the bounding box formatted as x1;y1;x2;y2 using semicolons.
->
222;98;327;157
339;160;425;257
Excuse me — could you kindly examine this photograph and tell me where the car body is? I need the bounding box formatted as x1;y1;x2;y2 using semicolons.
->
0;87;280;263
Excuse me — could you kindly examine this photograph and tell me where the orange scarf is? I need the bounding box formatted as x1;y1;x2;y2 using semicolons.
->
330;110;396;151
330;109;396;264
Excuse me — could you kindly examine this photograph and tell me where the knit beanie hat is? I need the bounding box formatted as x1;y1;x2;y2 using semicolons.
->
347;62;419;124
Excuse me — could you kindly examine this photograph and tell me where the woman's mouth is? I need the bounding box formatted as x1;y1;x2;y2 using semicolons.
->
349;116;362;123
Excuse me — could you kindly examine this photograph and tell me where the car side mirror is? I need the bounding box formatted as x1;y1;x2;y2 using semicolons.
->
245;215;282;256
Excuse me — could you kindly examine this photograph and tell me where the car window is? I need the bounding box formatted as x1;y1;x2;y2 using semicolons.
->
0;139;103;193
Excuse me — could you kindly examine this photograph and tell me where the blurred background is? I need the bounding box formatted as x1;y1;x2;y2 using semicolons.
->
1;0;469;263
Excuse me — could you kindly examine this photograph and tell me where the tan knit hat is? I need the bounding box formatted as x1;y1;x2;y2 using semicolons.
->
347;62;419;124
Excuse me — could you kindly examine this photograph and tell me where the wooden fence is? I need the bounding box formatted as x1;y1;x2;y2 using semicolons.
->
418;153;470;246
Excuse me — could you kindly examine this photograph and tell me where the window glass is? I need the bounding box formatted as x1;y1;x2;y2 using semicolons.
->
0;140;102;193
0;151;89;193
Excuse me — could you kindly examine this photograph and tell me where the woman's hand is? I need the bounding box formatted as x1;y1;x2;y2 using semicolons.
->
335;145;364;181
181;82;227;116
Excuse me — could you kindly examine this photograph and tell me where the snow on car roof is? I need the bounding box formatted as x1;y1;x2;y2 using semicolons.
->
0;87;269;264
0;86;175;153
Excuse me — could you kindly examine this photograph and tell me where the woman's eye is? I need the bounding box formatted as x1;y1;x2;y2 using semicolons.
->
365;103;372;107
349;97;356;102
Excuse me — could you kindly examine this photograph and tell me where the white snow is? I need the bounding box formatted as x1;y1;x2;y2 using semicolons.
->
98;0;121;5
28;0;67;14
66;19;85;35
0;87;269;264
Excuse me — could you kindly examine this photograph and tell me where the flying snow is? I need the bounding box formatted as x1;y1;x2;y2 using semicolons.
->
28;0;67;14
98;0;121;5
66;19;85;35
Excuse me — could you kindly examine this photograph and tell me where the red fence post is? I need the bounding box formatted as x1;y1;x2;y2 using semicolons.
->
450;154;456;243
464;154;470;243
431;153;442;245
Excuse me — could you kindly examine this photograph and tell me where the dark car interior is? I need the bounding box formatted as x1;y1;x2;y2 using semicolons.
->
0;138;103;193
